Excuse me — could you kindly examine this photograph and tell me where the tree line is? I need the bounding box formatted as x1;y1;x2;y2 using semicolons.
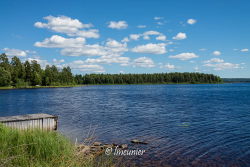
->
0;53;223;87
0;53;74;87
75;73;223;85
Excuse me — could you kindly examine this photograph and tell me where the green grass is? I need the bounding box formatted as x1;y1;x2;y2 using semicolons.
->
0;124;114;167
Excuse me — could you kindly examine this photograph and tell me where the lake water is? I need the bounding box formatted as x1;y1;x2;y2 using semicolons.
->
1;83;250;167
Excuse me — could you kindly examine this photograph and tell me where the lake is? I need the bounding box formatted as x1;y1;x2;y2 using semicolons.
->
0;83;250;167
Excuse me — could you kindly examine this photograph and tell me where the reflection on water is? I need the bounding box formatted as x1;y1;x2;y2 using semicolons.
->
1;83;250;166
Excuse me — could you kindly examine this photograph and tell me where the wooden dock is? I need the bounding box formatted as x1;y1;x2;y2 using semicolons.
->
0;113;58;130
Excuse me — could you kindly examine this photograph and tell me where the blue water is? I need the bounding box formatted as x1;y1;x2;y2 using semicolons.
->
1;83;250;167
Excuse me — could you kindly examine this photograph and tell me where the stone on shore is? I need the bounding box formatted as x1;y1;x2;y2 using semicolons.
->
131;139;148;144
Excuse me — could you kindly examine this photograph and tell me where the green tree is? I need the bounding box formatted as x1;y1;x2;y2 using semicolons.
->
11;56;25;85
0;67;11;86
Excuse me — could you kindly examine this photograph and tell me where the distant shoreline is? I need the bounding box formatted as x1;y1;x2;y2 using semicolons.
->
0;85;85;90
0;82;225;90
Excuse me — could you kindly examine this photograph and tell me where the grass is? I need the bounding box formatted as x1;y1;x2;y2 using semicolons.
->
0;124;114;167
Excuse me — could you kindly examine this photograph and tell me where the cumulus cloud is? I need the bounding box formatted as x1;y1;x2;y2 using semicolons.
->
204;58;224;63
35;36;128;57
108;21;128;29
85;55;130;66
187;19;197;25
27;58;50;68
173;32;187;40
34;35;85;48
129;34;140;40
62;40;127;57
131;43;167;54
156;35;167;41
132;57;155;68
143;36;150;40
2;48;33;57
34;15;99;38
69;60;105;73
213;51;221;56
204;62;240;71
143;31;161;36
61;44;107;56
67;60;105;73
105;39;128;53
203;58;240;70
160;63;176;70
121;37;129;42
241;48;249;52
169;52;198;60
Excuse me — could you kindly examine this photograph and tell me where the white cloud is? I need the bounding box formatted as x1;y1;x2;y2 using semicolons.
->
203;58;240;70
157;22;164;25
73;29;99;38
169;52;198;60
241;48;249;52
212;51;221;56
52;58;65;64
187;19;197;25
131;43;167;54
108;21;128;29
154;16;164;20
105;39;128;53
173;32;187;40
34;15;99;38
68;60;105;73
27;58;50;68
85;55;130;65
204;58;224;63
137;25;146;28
35;35;128;57
143;31;161;36
204;62;240;71
156;35;167;41
34;35;85;48
143;35;150;40
160;63;176;70
61;39;128;57
129;34;140;40
2;48;30;57
61;44;107;56
121;37;129;43
132;57;155;68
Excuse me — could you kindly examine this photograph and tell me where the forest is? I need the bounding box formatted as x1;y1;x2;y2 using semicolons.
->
0;53;223;87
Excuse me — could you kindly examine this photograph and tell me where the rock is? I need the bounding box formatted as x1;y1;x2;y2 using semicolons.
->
103;144;113;148
93;142;102;146
120;144;128;149
112;143;118;147
77;145;91;155
131;139;148;144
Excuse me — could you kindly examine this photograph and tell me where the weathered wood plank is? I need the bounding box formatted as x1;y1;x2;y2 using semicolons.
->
0;114;58;131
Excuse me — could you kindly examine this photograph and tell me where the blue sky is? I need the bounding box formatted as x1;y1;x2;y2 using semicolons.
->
0;0;250;77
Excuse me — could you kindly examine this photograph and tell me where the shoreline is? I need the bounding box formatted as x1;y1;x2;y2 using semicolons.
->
0;85;85;90
0;82;227;90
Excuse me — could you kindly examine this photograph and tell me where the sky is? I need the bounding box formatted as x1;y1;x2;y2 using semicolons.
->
0;0;250;78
